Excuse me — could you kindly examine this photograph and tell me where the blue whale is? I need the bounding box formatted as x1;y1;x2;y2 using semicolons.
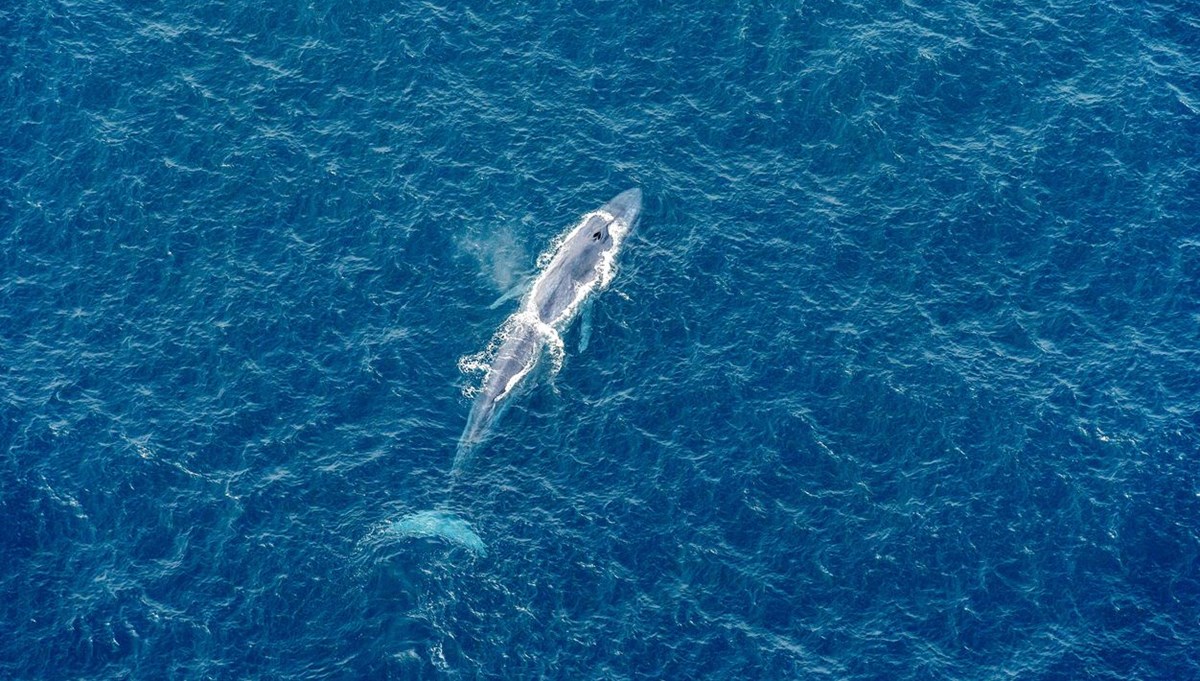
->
457;189;642;464
388;510;487;556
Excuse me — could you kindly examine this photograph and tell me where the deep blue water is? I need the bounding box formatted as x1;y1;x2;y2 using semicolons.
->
3;0;1199;678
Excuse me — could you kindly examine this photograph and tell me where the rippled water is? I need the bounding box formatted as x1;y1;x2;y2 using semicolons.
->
3;0;1198;678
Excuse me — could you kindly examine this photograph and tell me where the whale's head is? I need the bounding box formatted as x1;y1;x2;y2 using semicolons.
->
602;188;642;234
579;187;639;280
555;188;640;271
529;188;642;325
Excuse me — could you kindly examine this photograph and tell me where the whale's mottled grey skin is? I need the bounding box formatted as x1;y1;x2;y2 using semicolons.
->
457;189;642;462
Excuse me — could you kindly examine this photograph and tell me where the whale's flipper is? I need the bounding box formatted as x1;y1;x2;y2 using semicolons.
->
578;299;594;353
388;511;486;556
488;276;533;310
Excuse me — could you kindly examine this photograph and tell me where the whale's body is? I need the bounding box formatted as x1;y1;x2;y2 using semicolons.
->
457;189;642;462
388;511;487;555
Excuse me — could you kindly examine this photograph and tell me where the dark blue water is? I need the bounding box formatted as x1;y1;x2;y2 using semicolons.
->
3;0;1198;678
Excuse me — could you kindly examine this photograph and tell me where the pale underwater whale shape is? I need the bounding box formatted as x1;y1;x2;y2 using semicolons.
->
387;511;487;556
456;188;643;466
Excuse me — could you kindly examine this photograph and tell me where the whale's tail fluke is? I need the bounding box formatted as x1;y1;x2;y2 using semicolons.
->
386;510;486;556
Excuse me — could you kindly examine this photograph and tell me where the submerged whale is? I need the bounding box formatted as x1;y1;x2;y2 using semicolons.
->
457;188;642;463
387;510;487;556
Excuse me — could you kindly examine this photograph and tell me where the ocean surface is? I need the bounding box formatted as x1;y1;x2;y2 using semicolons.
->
2;0;1198;678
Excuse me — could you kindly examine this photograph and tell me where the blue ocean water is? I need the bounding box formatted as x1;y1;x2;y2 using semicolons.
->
3;0;1198;677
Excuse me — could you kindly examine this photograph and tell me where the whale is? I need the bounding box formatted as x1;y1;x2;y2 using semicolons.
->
387;510;487;556
456;188;642;465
